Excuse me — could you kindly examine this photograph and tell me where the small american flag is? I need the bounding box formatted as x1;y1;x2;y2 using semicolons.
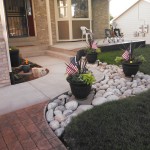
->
66;63;78;75
122;50;129;60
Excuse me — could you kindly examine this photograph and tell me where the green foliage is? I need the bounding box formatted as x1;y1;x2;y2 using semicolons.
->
86;48;101;54
67;72;95;85
115;56;123;63
80;72;95;85
134;55;146;63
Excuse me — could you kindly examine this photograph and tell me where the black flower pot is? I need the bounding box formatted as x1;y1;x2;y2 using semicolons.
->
22;65;30;73
9;49;20;67
122;62;141;77
69;82;91;99
86;52;97;64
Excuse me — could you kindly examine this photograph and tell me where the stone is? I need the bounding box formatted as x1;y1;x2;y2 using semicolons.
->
123;89;132;96
61;117;72;128
117;85;122;89
49;120;60;130
55;114;65;122
53;99;61;105
107;95;119;101
63;110;73;117
55;106;66;112
113;89;122;96
100;84;109;90
54;110;62;116
107;79;114;86
77;105;93;111
48;102;58;110
92;97;107;106
65;101;78;111
131;82;138;88
55;128;65;137
120;87;128;93
103;92;113;98
58;94;70;101
46;109;54;122
132;88;143;95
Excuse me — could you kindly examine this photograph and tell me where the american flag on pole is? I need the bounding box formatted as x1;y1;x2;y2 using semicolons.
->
122;50;129;61
66;63;78;75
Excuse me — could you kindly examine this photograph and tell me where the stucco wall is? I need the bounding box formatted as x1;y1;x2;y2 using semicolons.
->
0;19;11;87
32;0;49;44
92;0;109;39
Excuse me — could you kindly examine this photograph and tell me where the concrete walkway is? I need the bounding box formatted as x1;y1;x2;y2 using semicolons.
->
0;56;69;115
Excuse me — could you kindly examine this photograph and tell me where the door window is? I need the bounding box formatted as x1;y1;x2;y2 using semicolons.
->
57;0;68;18
71;0;89;18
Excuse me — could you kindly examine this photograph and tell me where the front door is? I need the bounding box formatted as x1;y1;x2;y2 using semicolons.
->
4;0;35;38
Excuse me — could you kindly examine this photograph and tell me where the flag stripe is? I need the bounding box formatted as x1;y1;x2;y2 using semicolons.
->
66;63;78;75
122;50;129;60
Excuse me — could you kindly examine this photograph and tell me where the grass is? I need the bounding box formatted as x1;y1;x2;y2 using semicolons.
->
63;45;150;150
64;90;150;150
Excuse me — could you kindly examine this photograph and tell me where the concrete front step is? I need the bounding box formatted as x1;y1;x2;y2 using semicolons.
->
9;37;39;47
18;45;48;58
49;46;80;56
46;50;74;63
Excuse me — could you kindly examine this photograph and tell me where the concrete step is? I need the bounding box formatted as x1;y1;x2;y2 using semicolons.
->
49;46;79;56
46;50;74;63
18;45;48;58
9;37;39;47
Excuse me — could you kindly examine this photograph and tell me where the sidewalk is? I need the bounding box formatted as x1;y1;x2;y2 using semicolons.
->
0;56;69;115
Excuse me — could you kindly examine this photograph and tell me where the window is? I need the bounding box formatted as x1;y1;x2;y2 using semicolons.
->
71;0;89;18
57;0;68;18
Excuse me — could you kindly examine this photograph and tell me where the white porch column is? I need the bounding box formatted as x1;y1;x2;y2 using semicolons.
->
0;0;12;72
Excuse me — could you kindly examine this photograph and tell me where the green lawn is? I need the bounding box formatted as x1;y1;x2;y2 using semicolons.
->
63;45;150;150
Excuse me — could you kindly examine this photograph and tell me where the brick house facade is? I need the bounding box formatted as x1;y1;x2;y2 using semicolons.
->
0;0;109;88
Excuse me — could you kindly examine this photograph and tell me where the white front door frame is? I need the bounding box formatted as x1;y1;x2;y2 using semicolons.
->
0;0;12;72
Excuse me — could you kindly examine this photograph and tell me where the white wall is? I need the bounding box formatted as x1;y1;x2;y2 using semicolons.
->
114;0;150;44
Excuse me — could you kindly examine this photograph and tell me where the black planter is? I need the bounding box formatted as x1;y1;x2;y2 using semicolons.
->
86;52;97;63
22;65;30;73
122;62;141;77
9;49;20;67
69;82;91;99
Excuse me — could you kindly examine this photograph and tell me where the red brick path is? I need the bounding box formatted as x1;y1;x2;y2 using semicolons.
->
0;102;67;150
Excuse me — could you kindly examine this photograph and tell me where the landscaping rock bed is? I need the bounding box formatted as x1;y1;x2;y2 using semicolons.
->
45;63;150;138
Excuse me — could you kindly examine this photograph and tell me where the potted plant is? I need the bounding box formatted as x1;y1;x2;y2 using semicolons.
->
66;55;95;99
115;43;146;77
86;37;101;63
9;46;20;67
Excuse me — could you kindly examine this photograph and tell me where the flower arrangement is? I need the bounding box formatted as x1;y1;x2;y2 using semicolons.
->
66;53;95;86
86;37;101;54
115;43;146;64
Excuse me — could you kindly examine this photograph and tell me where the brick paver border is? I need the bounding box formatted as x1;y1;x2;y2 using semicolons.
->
0;102;67;150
